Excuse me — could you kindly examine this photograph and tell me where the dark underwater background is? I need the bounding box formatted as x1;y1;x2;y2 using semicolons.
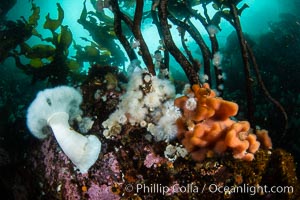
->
0;0;299;199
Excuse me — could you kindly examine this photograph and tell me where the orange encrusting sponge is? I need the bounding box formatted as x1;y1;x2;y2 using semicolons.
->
174;83;272;162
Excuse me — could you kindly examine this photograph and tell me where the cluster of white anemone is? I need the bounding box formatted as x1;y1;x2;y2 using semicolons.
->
102;69;181;142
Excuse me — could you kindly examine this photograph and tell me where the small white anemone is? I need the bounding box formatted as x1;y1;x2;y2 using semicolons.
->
212;52;223;66
147;123;157;135
128;106;148;124
151;77;175;98
207;25;219;37
164;144;188;162
218;84;224;90
176;145;188;158
164;144;178;161
182;84;191;95
185;97;197;111
78;117;94;134
127;69;144;90
140;120;147;127
200;74;209;83
159;79;176;98
118;113;127;125
163;100;181;121
143;74;152;83
144;92;162;109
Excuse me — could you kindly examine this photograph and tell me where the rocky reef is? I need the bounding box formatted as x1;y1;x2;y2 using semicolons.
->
26;65;300;200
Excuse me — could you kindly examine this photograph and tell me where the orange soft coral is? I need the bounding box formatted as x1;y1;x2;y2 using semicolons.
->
175;84;264;162
256;129;272;149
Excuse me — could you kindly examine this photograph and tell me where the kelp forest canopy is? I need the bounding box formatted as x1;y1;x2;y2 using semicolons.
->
0;1;271;85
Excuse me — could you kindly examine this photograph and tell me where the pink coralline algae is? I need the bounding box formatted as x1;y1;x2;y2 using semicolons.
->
89;152;121;185
31;135;122;199
143;146;165;168
144;152;164;168
87;183;120;200
39;135;82;199
106;152;120;174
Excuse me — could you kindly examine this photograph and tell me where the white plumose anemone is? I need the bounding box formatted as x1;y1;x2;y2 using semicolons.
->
185;97;197;111
26;86;101;173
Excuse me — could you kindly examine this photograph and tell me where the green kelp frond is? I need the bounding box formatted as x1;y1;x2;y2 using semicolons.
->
28;3;40;27
43;3;64;32
20;43;55;59
58;25;73;52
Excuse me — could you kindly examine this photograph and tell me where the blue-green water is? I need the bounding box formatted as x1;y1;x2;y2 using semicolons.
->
0;0;299;199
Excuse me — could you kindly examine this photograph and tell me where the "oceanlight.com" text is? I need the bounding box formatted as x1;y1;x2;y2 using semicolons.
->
124;183;294;196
